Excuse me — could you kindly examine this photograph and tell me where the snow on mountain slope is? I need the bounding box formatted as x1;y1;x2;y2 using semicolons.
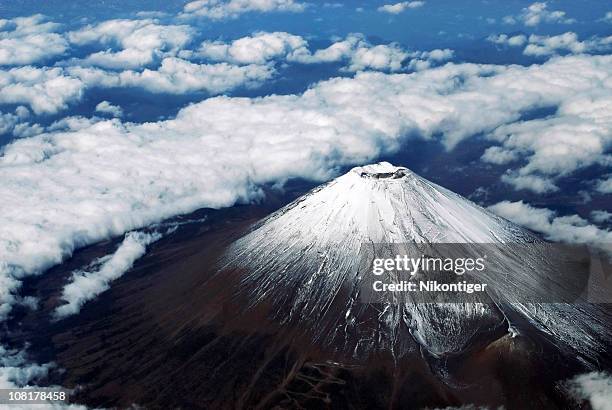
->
219;162;611;363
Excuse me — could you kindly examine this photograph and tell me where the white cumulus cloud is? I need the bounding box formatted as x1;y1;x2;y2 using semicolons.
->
180;0;305;20
114;57;275;94
504;2;575;27
406;48;454;71
0;29;456;116
378;1;425;14
196;31;309;64
195;32;428;73
293;34;411;72
489;32;612;57
488;201;612;247
524;32;587;56
95;100;123;117
482;61;612;193
68;19;194;70
0;14;68;66
0;58;274;115
0;66;84;114
481;146;518;165
524;32;612;57
343;41;410;72
500;173;559;193
0;110;20;135
487;34;527;47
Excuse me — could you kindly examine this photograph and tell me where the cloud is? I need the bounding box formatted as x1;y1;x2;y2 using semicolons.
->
11;123;43;139
95;101;123;117
503;2;575;27
406;48;454;71
489;31;612;58
196;31;309;64
0;345;87;409
378;1;425;14
0;30;453;116
0;66;85;114
487;34;527;47
68;19;194;69
591;210;611;224
480;146;518;164
55;231;161;318
500;173;559;193
604;11;612;23
0;14;68;66
596;175;612;194
0;110;20;135
502;16;517;25
180;0;305;20
195;32;425;73
1;54;612;322
113;57;275;94
343;42;410;72
524;32;586;56
482;65;612;193
293;34;411;72
565;372;612;410
488;201;612;247
0;58;275;115
524;32;612;57
0;346;51;389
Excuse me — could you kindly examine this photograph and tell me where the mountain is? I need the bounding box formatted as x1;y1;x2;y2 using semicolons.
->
34;162;611;409
219;162;610;361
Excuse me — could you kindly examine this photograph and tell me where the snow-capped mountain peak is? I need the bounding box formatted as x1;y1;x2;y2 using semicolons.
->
218;163;610;363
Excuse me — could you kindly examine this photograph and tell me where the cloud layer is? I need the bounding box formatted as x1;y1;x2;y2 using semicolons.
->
1;54;611;323
483;77;612;193
0;58;275;115
2;22;454;116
